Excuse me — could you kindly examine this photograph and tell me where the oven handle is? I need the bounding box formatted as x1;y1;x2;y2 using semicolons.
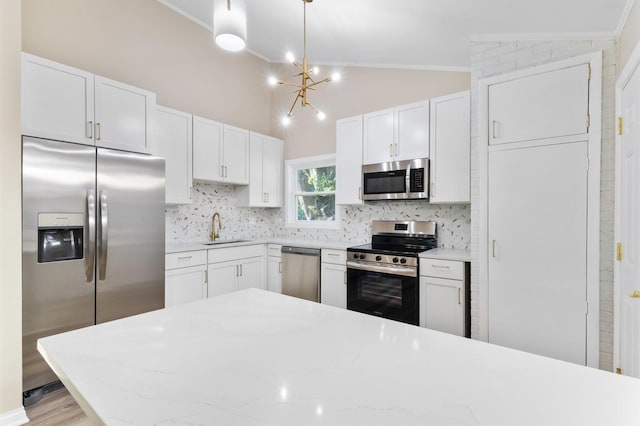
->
346;261;417;278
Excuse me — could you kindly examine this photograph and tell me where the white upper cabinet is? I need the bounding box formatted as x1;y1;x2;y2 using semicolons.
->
222;125;250;185
488;64;590;145
192;115;223;182
363;100;429;165
429;91;470;204
336;115;364;205
236;132;283;207
192;117;249;185
395;101;430;161
155;106;193;204
21;53;155;154
22;53;94;145
94;76;155;154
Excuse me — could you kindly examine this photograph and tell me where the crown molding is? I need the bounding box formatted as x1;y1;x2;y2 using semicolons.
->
615;0;637;37
470;32;616;42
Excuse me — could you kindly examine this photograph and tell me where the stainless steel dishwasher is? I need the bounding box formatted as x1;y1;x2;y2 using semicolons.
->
281;246;321;302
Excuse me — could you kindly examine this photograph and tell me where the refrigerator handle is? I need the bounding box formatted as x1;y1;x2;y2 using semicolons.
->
98;191;109;280
86;189;96;282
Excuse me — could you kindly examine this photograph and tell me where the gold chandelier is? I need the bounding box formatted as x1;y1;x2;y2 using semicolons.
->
269;0;341;126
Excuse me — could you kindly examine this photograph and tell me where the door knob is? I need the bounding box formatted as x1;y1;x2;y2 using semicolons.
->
630;290;640;298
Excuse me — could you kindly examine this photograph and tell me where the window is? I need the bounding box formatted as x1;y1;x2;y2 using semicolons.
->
285;154;339;229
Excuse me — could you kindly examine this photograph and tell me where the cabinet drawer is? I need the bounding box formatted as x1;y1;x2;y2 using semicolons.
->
321;249;346;264
208;244;264;263
267;244;282;257
420;258;464;280
166;250;207;270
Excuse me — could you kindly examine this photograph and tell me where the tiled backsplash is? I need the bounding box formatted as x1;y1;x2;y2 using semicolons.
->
166;182;470;249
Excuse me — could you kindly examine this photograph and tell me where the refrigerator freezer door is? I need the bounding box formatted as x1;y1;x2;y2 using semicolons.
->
96;148;165;323
22;137;96;392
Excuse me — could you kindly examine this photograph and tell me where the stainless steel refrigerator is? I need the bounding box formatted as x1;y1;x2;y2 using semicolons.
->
22;136;165;395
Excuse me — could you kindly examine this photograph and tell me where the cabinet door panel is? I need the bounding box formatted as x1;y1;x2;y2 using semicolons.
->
420;277;463;336
488;64;589;145
263;137;283;207
193;116;223;182
207;262;237;297
238;257;265;291
363;109;394;164
165;266;206;307
320;263;347;308
395;101;429;161
155;106;193;204
246;132;265;204
94;76;153;154
429;92;470;203
267;256;282;293
223;125;249;184
488;142;588;364
21;53;94;145
336;115;364;205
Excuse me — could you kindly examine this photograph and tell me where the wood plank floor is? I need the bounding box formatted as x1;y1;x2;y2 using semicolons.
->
25;388;93;425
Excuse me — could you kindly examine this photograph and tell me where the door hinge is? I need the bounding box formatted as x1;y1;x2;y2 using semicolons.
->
617;242;623;261
616;367;622;375
586;114;590;129
587;64;591;81
618;116;623;136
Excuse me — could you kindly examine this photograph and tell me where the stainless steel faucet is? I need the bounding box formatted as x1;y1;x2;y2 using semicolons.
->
211;212;222;241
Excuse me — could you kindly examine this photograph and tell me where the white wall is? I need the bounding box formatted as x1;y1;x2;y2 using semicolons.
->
618;0;640;75
469;39;617;371
0;0;23;419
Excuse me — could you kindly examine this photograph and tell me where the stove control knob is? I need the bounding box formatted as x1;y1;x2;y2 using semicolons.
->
400;258;407;264
392;257;399;263
375;255;382;261
359;254;366;260
353;253;359;259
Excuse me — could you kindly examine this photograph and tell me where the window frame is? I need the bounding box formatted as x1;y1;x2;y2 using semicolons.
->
284;154;340;229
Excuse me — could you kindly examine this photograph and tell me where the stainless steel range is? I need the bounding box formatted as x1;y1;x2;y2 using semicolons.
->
346;220;437;325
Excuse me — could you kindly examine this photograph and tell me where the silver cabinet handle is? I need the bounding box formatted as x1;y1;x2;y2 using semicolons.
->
235;264;239;277
278;261;282;273
458;288;462;305
344;270;347;284
85;189;95;282
430;182;435;198
492;240;496;258
98;191;108;280
432;264;450;269
224;166;228;178
240;263;243;276
96;122;101;141
220;165;224;178
88;121;93;139
359;186;362;200
491;120;497;139
390;144;393;158
177;256;193;260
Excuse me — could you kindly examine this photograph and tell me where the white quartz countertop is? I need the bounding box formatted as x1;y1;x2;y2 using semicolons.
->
419;248;472;262
165;238;356;254
39;289;640;426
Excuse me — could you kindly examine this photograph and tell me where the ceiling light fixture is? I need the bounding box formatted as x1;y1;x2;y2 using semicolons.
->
213;0;247;52
269;0;340;126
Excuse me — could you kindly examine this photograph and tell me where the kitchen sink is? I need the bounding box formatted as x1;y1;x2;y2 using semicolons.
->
203;239;249;246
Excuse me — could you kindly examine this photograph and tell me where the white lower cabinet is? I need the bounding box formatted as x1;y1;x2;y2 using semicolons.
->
165;251;208;307
207;245;265;297
419;258;469;337
266;244;282;293
320;249;347;309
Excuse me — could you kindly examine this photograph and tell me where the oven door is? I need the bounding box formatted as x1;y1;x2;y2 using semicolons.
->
346;262;418;325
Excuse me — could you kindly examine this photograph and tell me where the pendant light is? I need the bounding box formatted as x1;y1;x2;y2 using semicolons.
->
213;0;247;52
268;0;341;126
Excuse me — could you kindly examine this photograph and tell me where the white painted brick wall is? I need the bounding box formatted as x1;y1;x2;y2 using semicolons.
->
470;39;617;371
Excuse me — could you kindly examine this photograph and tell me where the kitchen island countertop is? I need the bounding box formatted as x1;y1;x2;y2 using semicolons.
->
38;289;640;426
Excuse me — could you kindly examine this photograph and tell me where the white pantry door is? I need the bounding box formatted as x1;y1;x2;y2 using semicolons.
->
618;63;640;378
487;142;589;365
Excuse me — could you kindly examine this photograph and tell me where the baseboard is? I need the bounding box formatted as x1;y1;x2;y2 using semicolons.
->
0;407;29;426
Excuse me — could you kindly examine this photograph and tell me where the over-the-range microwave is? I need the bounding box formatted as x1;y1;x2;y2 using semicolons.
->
362;158;429;201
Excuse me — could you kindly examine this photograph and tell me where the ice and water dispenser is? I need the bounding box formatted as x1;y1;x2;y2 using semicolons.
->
37;213;84;263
